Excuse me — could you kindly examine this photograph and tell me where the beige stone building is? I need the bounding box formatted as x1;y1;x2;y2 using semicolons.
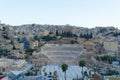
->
11;50;24;58
14;43;24;50
29;40;39;49
50;29;56;36
2;44;13;51
42;30;49;36
103;39;118;54
0;58;27;72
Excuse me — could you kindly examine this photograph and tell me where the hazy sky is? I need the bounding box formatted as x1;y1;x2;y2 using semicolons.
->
0;0;120;28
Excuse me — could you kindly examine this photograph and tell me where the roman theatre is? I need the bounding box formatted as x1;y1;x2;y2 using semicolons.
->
32;44;84;67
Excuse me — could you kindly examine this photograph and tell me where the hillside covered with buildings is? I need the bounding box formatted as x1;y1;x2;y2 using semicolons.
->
0;22;120;80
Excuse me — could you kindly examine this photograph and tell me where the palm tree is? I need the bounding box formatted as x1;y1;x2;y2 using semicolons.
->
79;60;86;79
61;64;68;80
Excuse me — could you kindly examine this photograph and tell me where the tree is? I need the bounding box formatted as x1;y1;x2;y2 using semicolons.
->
13;45;16;50
99;55;116;64
80;33;93;40
34;35;40;41
17;38;20;42
0;49;9;57
56;30;59;36
70;40;75;44
41;35;56;41
11;40;14;44
25;72;31;76
25;48;34;55
24;54;29;60
79;60;86;79
61;64;68;80
89;33;93;39
60;31;75;38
